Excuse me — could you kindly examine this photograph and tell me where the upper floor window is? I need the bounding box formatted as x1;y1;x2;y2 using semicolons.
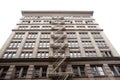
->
91;32;102;38
68;41;79;48
67;33;76;38
22;21;30;24
24;41;35;48
33;20;41;23
3;51;16;58
42;26;51;29
0;66;9;79
39;41;49;48
85;21;94;24
28;33;38;38
8;41;21;48
65;26;74;29
79;32;89;39
101;51;112;57
14;33;25;38
85;51;96;57
20;51;32;58
18;26;28;29
77;26;85;29
74;20;83;24
88;26;96;29
31;26;40;29
91;65;105;76
64;20;72;24
40;32;50;38
70;51;81;58
37;51;48;58
43;20;51;24
96;41;107;47
82;41;93;47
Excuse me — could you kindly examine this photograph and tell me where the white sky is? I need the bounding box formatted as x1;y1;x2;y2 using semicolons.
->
0;0;120;54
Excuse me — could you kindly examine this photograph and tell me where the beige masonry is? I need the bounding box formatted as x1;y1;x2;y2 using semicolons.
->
0;11;120;80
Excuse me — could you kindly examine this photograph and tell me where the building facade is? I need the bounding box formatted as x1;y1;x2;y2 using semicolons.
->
0;11;120;80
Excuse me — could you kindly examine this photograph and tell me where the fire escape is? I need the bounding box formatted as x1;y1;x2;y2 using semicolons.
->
48;17;72;80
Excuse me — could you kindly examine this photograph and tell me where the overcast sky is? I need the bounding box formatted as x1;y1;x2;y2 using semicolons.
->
0;0;120;54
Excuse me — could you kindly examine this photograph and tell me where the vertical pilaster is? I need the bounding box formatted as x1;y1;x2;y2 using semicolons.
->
88;31;102;57
32;32;41;58
49;32;54;58
76;31;86;57
26;65;34;79
15;32;28;58
85;64;95;80
103;64;115;80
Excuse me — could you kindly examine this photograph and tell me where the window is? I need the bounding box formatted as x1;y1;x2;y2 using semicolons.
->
72;65;86;77
39;41;49;48
54;50;65;57
77;26;85;29
34;67;40;78
18;26;28;29
22;21;30;24
82;41;93;47
31;26;40;29
109;65;117;76
42;67;47;77
79;33;89;38
101;51;112;57
91;65;105;76
109;65;120;76
33;66;47;78
88;26;96;29
64;20;72;24
85;51;96;57
116;65;120;74
24;41;35;48
80;66;86;76
68;41;79;48
33;20;41;23
28;33;38;38
40;32;50;38
72;66;79;77
8;41;21;48
37;51;48;58
74;20;83;24
14;66;28;78
70;51;81;58
3;51;16;58
85;21;94;24
20;52;32;58
65;26;74;29
91;32;102;38
42;26;51;29
96;41;107;47
14;33;25;38
0;67;9;79
67;33;76;38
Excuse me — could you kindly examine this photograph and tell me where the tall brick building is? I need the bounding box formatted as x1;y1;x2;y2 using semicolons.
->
0;11;120;80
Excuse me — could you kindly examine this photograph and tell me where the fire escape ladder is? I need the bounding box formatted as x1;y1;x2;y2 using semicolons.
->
49;20;71;80
62;73;69;80
53;56;67;72
56;72;69;80
54;44;65;54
